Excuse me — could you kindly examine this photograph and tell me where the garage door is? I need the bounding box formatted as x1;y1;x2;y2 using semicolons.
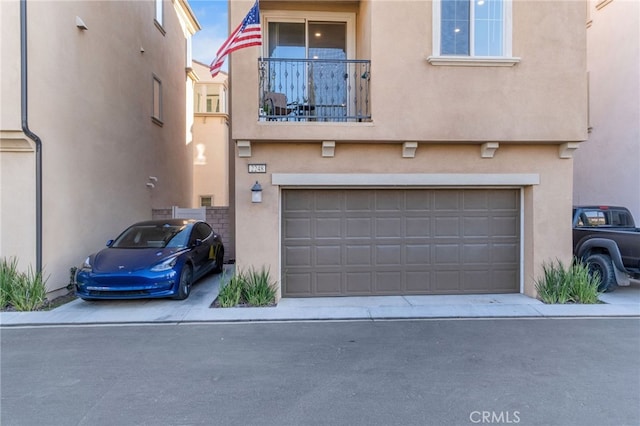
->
282;189;520;297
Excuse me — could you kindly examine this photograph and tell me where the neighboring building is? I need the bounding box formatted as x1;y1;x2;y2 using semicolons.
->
574;0;640;220
0;0;200;294
230;0;588;299
191;63;230;208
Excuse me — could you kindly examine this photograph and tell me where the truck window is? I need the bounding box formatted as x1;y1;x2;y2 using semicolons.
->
582;211;606;226
611;211;631;226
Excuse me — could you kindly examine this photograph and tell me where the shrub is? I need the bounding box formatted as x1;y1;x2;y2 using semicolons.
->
535;259;601;304
568;262;601;304
216;266;277;307
217;271;244;307
242;267;277;307
0;257;19;308
0;258;48;311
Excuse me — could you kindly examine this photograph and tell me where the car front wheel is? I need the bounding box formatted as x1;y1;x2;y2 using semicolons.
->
173;265;192;300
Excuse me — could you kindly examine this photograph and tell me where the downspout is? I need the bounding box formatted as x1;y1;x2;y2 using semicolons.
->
20;0;43;273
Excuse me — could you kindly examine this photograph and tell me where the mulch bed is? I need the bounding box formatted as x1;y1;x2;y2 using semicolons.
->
210;298;277;309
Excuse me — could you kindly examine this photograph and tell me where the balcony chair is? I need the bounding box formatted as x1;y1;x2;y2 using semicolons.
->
264;91;296;120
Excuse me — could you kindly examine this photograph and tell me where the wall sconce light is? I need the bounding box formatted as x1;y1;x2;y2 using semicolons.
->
251;181;262;203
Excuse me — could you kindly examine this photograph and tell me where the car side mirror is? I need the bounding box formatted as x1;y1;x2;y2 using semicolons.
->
194;239;203;247
106;239;114;247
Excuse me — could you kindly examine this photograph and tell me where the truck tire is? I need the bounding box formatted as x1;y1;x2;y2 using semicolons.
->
586;254;617;292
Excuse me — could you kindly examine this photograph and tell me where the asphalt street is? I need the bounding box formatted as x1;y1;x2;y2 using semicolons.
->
1;318;639;426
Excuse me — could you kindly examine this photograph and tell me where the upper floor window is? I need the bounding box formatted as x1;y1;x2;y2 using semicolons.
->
195;84;226;114
442;0;504;56
430;0;518;66
155;0;165;34
262;11;356;119
186;36;193;68
155;0;163;25
207;95;220;113
152;75;163;126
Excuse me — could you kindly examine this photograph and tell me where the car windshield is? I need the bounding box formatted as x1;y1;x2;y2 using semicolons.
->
111;224;190;249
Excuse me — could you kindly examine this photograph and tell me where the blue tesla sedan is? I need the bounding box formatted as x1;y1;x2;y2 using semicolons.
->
76;219;224;300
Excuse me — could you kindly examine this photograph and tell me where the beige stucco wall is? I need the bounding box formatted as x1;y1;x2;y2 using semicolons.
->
192;63;230;207
1;0;197;293
235;143;574;299
192;115;230;206
574;0;640;220
229;0;586;299
0;146;37;273
231;0;587;143
0;1;34;273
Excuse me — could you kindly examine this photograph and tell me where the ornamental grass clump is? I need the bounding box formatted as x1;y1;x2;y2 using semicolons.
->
217;271;244;307
0;257;48;311
0;257;18;308
568;261;602;304
535;259;601;304
216;266;277;307
242;267;277;307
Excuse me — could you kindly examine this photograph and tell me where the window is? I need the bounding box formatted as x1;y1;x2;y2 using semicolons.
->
580;211;606;227
577;209;633;227
200;196;213;207
263;11;355;119
155;0;163;26
611;210;632;227
152;75;163;126
154;0;165;34
189;223;213;246
430;0;518;66
195;84;225;113
186;36;193;67
442;0;503;56
206;94;220;113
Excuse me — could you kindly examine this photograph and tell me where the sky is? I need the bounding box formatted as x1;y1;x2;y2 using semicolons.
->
189;0;229;68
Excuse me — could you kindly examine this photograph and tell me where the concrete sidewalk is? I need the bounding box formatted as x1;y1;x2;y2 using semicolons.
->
1;265;639;326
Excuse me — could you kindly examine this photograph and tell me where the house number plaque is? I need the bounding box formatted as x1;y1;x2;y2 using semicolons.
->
248;164;267;173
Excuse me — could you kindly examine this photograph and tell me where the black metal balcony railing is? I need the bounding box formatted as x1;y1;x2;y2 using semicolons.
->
258;58;371;122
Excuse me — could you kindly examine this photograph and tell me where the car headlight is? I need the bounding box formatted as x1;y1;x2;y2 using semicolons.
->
81;257;92;271
151;257;178;272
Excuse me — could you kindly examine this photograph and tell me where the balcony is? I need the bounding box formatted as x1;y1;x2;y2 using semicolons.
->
258;58;371;123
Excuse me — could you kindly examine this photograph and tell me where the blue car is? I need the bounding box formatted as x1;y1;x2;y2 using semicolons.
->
76;219;224;300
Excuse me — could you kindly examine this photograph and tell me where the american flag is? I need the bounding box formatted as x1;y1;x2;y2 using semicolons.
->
209;1;262;77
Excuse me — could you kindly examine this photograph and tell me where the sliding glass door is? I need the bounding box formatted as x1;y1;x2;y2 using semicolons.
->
264;14;352;120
